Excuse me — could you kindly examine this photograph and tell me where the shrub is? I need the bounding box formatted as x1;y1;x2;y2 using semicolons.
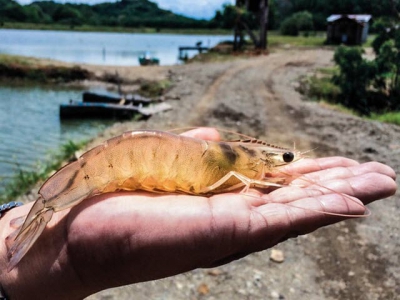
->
280;17;299;36
280;11;314;36
297;70;341;102
332;46;376;115
332;39;400;115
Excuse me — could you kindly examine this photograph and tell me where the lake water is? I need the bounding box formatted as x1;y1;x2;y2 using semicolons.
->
0;29;230;193
0;29;230;66
0;85;113;192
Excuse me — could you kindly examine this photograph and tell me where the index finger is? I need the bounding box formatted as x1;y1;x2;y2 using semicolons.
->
281;157;359;175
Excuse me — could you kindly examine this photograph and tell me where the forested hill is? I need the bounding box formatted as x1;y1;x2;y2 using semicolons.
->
0;0;209;28
1;0;399;31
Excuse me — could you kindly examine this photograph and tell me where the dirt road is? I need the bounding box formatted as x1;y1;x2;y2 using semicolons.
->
84;48;399;300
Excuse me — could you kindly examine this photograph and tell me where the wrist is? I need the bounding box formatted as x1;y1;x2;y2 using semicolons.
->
0;203;87;300
0;204;27;300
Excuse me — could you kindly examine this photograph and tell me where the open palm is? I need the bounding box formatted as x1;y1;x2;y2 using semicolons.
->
1;128;396;300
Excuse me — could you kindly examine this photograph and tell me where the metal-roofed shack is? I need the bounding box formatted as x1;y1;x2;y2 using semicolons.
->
326;14;372;45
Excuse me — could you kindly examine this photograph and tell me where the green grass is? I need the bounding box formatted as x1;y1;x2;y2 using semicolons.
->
3;23;375;48
297;67;400;126
268;31;326;47
315;67;338;75
364;34;376;48
319;100;360;115
0;140;86;204
297;67;340;101
187;49;237;63
369;111;400;125
2;22;232;35
138;79;172;97
0;54;92;83
186;32;328;63
0;53;35;66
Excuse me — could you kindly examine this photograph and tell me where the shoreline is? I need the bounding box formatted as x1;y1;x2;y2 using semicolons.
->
0;53;174;87
1;23;233;35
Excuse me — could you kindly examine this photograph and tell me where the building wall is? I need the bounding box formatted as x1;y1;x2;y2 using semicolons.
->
327;18;366;45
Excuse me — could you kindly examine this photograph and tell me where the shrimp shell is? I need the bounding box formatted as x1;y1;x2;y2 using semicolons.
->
7;130;303;271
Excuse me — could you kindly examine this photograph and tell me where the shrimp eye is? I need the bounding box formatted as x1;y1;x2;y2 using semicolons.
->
283;152;294;163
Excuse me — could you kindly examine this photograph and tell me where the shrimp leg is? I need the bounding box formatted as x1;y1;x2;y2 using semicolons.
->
199;171;287;194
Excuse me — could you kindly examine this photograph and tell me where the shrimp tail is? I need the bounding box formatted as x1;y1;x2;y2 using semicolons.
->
6;196;53;272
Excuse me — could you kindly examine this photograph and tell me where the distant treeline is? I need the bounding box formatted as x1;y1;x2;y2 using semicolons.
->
1;0;399;30
267;0;399;30
0;0;209;28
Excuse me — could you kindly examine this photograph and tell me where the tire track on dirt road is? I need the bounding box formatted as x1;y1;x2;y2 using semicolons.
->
191;49;399;299
188;56;276;128
269;49;399;300
190;51;315;150
87;49;399;300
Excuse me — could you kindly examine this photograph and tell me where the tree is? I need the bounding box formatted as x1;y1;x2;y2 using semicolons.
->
280;16;299;35
52;6;82;22
228;0;270;50
24;4;52;23
280;10;313;36
332;46;376;115
332;24;400;115
374;33;400;100
3;3;29;22
258;0;270;49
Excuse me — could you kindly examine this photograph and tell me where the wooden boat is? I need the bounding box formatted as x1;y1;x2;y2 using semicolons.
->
60;101;143;120
82;92;152;105
60;96;171;120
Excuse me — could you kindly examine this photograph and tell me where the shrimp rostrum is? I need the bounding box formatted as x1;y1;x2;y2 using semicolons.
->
7;129;316;271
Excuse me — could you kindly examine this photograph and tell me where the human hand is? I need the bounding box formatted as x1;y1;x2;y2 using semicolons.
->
0;128;396;300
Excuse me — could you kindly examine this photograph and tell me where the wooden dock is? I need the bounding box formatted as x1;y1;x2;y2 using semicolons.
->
178;46;209;52
178;46;209;60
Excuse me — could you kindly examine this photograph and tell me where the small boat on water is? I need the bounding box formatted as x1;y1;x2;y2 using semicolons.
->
138;52;160;66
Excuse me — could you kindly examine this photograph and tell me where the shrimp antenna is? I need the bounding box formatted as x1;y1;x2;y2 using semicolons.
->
300;147;318;158
167;126;256;140
274;169;371;218
240;184;370;219
167;126;200;133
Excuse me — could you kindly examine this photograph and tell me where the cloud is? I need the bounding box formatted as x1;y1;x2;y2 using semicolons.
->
15;0;234;19
155;0;233;19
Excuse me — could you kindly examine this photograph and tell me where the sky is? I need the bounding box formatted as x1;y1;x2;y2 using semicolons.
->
15;0;235;19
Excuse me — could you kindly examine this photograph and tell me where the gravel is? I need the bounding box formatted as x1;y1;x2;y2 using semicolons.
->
54;48;398;300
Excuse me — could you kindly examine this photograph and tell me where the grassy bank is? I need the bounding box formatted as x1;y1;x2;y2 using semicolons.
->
297;67;400;126
1;22;232;35
268;31;326;47
188;33;328;64
369;112;400;125
0;54;92;84
0;140;86;204
2;23;376;47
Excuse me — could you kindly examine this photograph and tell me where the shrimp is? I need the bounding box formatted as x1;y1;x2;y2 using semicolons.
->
6;129;312;271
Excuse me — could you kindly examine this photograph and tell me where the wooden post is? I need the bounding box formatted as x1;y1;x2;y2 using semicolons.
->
233;25;240;51
258;0;269;49
233;0;242;51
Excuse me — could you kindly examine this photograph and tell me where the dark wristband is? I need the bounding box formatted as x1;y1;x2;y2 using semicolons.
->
0;201;23;218
0;201;23;300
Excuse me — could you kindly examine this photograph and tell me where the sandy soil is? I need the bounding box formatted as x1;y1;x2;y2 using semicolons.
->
39;48;399;300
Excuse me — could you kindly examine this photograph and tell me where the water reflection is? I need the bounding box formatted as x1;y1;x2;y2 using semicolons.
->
0;85;113;192
0;29;229;66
